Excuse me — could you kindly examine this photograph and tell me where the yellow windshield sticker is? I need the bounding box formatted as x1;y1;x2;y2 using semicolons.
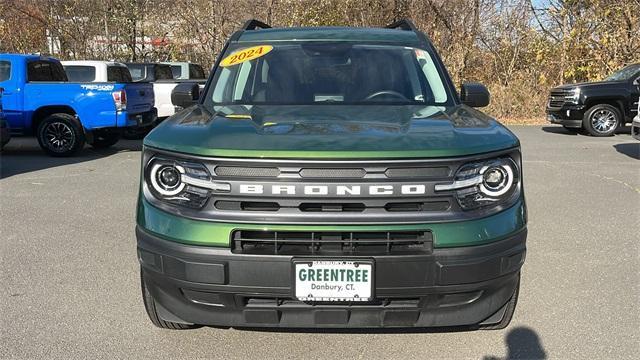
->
220;45;273;67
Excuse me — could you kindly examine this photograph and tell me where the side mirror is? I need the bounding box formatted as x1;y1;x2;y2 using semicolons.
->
460;82;490;108
171;82;200;110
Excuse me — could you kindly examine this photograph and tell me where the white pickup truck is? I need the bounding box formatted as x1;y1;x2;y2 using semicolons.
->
62;60;133;83
162;62;207;81
124;63;182;120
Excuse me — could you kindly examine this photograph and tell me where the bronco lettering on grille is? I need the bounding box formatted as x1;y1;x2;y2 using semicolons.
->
237;184;428;196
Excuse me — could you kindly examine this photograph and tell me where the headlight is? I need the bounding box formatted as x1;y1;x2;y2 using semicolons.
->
150;164;184;196
145;157;230;209
435;157;520;210
565;88;580;103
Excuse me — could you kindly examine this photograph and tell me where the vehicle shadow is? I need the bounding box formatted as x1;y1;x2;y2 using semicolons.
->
613;143;640;160
541;126;580;136
541;125;631;136
0;137;142;179
483;326;547;360
229;324;476;334
226;325;547;359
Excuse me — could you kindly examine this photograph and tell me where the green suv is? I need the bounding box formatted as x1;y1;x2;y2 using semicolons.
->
137;19;527;330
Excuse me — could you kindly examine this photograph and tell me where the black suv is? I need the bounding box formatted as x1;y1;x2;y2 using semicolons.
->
547;63;640;136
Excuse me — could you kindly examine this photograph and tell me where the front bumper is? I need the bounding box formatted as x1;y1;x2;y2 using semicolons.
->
137;226;526;328
546;104;586;128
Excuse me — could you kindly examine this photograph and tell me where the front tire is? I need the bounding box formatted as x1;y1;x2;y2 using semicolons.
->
37;113;85;157
583;104;621;137
141;270;198;330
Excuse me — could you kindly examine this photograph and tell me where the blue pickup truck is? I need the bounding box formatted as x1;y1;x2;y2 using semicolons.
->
0;54;156;156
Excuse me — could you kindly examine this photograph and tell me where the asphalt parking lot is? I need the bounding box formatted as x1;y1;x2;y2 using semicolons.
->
1;125;638;359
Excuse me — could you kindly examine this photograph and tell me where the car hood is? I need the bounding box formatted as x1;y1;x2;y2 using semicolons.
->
553;80;626;90
144;104;519;159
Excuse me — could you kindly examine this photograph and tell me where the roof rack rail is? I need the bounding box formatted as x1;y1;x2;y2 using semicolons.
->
385;19;418;32
242;19;272;31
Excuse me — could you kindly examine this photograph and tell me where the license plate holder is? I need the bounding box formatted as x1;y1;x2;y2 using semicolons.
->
293;259;374;302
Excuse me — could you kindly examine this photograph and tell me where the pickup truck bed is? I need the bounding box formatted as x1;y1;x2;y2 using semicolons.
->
62;60;156;124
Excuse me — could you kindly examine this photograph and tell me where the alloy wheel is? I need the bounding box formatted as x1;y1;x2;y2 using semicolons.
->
590;109;617;134
43;121;75;152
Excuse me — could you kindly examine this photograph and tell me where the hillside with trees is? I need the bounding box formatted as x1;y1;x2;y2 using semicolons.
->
1;0;638;121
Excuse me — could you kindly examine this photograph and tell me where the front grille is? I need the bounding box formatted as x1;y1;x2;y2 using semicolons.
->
299;203;366;212
214;166;280;177
384;201;449;212
214;200;451;213
232;230;433;255
213;163;452;180
300;168;366;178
385;166;450;178
548;89;571;108
215;200;280;211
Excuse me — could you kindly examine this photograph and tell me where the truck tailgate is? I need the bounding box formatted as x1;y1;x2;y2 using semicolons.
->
124;82;154;115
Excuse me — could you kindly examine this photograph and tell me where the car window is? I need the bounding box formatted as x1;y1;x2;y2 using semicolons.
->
28;60;68;82
127;64;146;81
64;65;96;82
206;43;450;106
107;66;133;82
170;65;182;79
119;67;133;82
415;49;447;102
605;64;640;81
155;65;173;80
189;64;206;79
0;61;10;82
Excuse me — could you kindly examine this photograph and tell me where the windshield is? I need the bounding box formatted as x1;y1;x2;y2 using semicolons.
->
107;66;133;82
64;66;96;82
127;64;146;81
189;64;205;79
155;65;174;80
171;65;182;79
205;43;450;106
605;64;640;81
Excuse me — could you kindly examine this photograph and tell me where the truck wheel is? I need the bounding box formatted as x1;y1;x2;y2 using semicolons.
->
479;274;520;330
583;104;621;137
89;131;120;149
140;270;198;330
37;113;85;157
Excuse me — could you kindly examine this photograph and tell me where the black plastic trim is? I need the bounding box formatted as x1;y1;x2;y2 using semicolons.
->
242;19;272;31
137;226;526;328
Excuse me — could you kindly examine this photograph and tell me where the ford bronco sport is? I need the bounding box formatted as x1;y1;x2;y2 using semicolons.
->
136;20;527;330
